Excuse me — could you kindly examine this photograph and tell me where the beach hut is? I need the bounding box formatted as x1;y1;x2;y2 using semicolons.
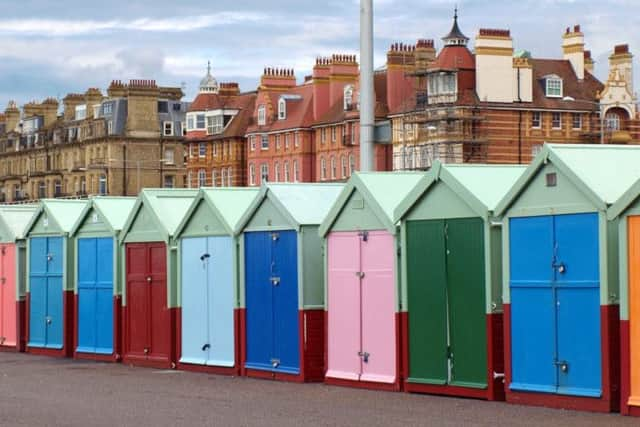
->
69;197;136;361
607;178;640;416
237;183;343;382
119;189;198;369
0;204;38;352
174;187;259;375
494;143;640;412
319;172;423;391
24;199;89;357
393;161;525;400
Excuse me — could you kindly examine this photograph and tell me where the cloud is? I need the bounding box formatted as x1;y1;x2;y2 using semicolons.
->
0;12;267;36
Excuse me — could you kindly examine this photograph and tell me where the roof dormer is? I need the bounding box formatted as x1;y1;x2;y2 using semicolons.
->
543;74;563;98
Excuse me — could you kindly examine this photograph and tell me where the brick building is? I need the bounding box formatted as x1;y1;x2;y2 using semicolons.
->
0;80;188;201
184;64;256;188
390;11;640;170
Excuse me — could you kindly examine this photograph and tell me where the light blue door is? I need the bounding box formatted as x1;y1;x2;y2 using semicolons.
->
180;237;208;365
207;236;234;367
77;237;114;354
28;238;48;347
45;237;63;349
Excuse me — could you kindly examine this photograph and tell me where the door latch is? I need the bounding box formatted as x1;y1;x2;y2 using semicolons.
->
271;233;280;241
200;253;210;261
46;253;53;262
355;272;365;279
45;316;52;325
146;276;152;283
201;343;211;351
0;277;5;285
552;262;566;274
270;277;280;286
270;358;280;368
358;231;369;242
358;351;370;363
143;347;150;355
554;360;569;373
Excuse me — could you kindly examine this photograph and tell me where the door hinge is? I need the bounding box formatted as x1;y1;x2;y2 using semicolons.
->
358;351;370;363
358;231;369;242
355;271;365;279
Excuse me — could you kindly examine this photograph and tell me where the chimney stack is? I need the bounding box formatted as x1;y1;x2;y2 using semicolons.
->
476;28;514;103
609;44;634;96
562;24;585;80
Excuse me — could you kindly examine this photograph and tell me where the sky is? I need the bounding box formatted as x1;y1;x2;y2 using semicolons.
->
0;0;637;106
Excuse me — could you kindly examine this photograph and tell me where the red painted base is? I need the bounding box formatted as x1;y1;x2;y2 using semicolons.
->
121;306;178;370
323;312;403;392
0;344;18;352
503;304;619;413
175;309;242;377
25;291;74;358
240;308;324;382
73;295;122;362
17;299;26;352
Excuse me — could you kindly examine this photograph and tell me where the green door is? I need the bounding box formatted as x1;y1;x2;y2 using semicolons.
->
407;220;448;384
446;218;487;388
406;218;487;389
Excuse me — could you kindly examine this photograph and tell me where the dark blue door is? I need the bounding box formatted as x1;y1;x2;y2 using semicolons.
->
29;237;64;349
244;230;299;374
509;213;600;397
77;237;114;354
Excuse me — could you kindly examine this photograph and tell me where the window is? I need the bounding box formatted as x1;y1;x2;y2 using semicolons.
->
349;154;355;175
212;169;217;187
552;112;562;129
196;114;206;129
249;164;256;186
213;143;218;157
172;103;182;112
320;157;327;181
187;171;192;188
606;112;621;131
250;135;256;151
182;122;187;136
164;148;175;164
107;121;113;135
199;142;206;157
546;78;563;98
103;103;113;115
344;85;354;110
531;144;543;158
330;156;337;180
98;175;107;195
93;105;101;118
198;169;206;187
274;162;280;182
227;167;232;186
531;112;541;129
221;168;227;186
207;115;224;135
572;113;582;130
189;144;195;158
285;134;290;149
321;128;327;144
80;177;86;194
331;127;337;142
261;163;269;183
278;98;286;120
276;135;281;150
284;161;290;182
187;115;195;130
261;135;269;150
341;155;347;178
294;132;300;147
38;181;46;199
54;180;62;197
158;101;169;113
75;105;87;121
258;105;266;125
163;175;175;188
163;121;174;136
293;160;299;182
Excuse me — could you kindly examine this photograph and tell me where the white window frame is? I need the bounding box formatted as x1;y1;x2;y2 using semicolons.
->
249;164;256;186
274;162;280;182
320;157;327;181
196;114;206;129
258;105;266;126
531;111;541;129
261;163;269;183
250;135;256;151
207;115;224;135
276;134;281;150
284;161;290;182
546;78;563;98
163;121;174;136
552;112;562;129
331;156;337;180
278;98;286;120
572;113;582;130
331;126;337;142
198;169;206;187
221;168;227;186
293;160;299;182
344;85;354;110
211;169;217;187
261;135;269;150
164;148;175;164
227;167;232;186
294;132;300;147
199;142;206;157
285;133;290;149
341;155;347;178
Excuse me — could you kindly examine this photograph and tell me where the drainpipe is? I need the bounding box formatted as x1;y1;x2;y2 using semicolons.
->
517;68;522;164
122;142;127;196
359;0;375;172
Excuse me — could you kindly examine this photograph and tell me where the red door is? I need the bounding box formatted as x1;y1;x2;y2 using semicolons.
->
125;243;170;366
0;244;17;347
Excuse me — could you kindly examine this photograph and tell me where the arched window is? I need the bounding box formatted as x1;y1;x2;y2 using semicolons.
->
261;163;269;184
293;160;299;182
320;157;327;181
274;162;280;182
258;105;266;125
330;156;337;180
341;155;347;178
211;169;217;187
284;161;290;182
221;168;227;186
278;98;286;120
227;167;233;186
198;169;206;187
349;154;355;175
344;85;354;110
249;164;256;186
98;175;107;195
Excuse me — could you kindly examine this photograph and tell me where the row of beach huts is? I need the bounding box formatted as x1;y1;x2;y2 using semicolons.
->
2;143;640;415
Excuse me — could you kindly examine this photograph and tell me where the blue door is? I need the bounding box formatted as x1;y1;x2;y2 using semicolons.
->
509;213;600;397
245;231;299;374
181;236;235;367
77;237;114;354
29;237;64;349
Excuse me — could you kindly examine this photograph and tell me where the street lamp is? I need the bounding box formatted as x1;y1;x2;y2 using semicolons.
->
562;96;605;144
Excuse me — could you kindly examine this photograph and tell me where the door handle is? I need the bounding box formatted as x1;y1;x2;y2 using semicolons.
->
46;254;53;262
554;360;569;373
358;351;370;363
200;253;210;261
202;343;210;351
146;276;152;283
355;272;365;279
143;347;150;355
45;316;52;325
270;277;280;286
552;262;566;274
270;358;280;368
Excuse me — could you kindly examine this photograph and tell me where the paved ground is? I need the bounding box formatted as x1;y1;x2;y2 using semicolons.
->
0;353;635;427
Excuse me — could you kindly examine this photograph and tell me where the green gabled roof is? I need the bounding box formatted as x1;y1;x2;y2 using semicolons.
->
25;199;90;236
495;143;640;217
0;204;39;242
608;177;640;219
238;183;344;231
174;187;260;238
69;196;137;237
120;189;199;243
395;161;526;222
320;172;425;236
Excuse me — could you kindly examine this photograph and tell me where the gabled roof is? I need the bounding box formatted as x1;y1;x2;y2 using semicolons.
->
69;196;137;237
24;199;90;236
119;189;199;243
174;187;260;238
320;172;424;236
246;84;315;134
0;204;39;242
186;92;256;140
394;161;526;222
238;183;344;232
495;143;640;217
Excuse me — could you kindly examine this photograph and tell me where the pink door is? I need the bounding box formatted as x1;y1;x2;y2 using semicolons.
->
0;244;17;347
326;230;397;384
360;231;396;383
326;232;362;380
